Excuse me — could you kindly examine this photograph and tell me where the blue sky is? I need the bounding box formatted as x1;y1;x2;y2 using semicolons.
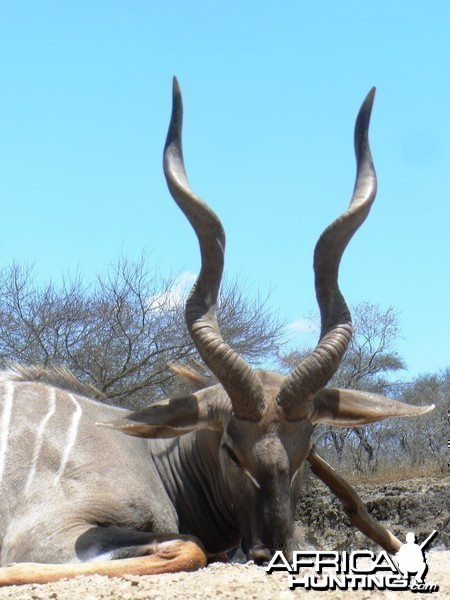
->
0;2;448;379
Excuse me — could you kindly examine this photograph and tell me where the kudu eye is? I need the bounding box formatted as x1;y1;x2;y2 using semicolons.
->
222;444;261;489
222;443;240;466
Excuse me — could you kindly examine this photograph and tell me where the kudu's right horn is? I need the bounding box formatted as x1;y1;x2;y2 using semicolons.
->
163;77;266;421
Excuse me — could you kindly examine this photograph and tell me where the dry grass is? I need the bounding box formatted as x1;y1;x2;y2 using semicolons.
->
345;463;446;485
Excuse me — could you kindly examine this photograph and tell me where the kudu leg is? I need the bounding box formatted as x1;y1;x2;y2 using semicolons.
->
307;449;401;553
0;537;207;586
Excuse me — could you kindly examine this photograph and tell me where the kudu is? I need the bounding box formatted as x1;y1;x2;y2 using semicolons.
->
0;79;433;586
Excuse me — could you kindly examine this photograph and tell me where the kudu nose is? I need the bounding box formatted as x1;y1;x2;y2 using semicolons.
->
248;545;273;565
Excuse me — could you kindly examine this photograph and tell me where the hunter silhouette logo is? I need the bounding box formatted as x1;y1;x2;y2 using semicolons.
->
395;530;437;585
266;530;440;592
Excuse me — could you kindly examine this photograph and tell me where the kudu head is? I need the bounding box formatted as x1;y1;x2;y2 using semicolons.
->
106;79;433;563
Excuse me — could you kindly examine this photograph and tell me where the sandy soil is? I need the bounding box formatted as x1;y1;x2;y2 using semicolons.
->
0;555;447;600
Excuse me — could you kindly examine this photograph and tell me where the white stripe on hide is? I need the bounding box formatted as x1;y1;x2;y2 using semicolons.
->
53;393;82;486
0;383;14;484
25;387;57;494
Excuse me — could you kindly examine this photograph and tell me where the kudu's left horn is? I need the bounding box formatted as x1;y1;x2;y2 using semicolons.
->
277;88;377;420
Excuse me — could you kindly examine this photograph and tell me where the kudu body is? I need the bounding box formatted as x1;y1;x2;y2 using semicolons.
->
0;80;433;585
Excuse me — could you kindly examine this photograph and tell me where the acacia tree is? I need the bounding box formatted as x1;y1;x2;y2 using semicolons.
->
0;256;285;409
280;303;405;390
280;302;407;471
281;303;447;474
390;370;448;472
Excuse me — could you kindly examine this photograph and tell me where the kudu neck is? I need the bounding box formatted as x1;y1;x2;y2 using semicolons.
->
149;430;240;554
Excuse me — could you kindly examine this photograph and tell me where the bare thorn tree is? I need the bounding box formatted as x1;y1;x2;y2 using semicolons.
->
280;302;407;472
0;256;285;409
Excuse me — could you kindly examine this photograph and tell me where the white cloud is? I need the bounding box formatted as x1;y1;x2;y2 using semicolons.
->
287;318;319;334
148;272;197;311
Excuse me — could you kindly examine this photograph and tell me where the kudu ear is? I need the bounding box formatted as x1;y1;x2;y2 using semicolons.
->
97;386;228;438
311;388;434;427
168;362;213;392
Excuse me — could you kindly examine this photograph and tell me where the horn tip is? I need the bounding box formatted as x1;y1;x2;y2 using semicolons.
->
354;87;377;151
171;77;183;117
172;76;180;93
361;87;376;114
164;76;183;157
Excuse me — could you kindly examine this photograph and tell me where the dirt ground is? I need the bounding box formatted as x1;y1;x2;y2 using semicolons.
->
0;556;448;600
0;476;448;599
